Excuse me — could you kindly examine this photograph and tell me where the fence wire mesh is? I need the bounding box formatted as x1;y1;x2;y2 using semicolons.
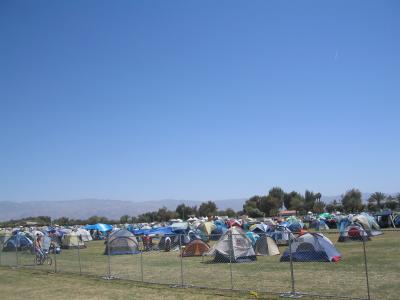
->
288;231;368;299
1;229;399;300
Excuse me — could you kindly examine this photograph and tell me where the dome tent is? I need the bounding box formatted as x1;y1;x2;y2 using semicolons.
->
159;234;190;252
206;226;256;263
280;233;341;262
181;240;210;257
104;229;139;255
76;228;93;242
255;235;280;256
269;225;293;246
2;232;33;252
358;213;382;236
61;231;86;249
198;221;216;237
250;223;269;234
338;222;370;243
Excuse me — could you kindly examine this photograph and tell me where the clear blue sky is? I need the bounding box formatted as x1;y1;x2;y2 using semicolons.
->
1;1;399;202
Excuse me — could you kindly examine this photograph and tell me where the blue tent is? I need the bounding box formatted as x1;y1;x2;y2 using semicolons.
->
210;222;228;240
394;215;400;227
150;227;174;235
281;233;341;262
269;226;292;246
246;231;259;247
2;232;33;252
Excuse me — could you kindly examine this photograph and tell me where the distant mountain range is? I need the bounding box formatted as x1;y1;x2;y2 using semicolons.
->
0;193;376;221
0;198;246;221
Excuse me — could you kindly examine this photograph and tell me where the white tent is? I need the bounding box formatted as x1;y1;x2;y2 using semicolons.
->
207;226;256;263
77;228;93;242
255;235;280;256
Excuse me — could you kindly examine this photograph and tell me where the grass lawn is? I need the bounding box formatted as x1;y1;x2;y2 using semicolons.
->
1;230;399;299
0;267;274;300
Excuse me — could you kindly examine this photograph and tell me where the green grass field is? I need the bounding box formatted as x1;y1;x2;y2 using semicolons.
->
1;231;399;300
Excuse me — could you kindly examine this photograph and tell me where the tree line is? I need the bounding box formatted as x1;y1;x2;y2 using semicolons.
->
1;188;399;227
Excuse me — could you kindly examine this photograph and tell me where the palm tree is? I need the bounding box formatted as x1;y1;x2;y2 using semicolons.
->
368;192;386;209
315;192;322;202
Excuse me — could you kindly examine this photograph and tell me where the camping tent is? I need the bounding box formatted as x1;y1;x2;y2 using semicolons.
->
158;234;190;252
77;228;93;242
310;219;329;231
198;222;216;236
255;235;280;256
281;233;341;262
269;226;293;246
338;223;370;242
375;211;396;228
2;232;33;252
246;231;259;247
227;219;242;228
61;231;85;249
358;213;382;236
181;240;210;257
350;214;382;236
250;223;269;234
171;222;188;233
104;229;139;255
210;220;228;240
206;226;256;263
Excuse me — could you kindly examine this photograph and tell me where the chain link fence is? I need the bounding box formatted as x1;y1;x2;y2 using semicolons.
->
1;229;399;300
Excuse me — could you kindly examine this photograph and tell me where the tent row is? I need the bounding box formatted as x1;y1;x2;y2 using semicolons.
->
100;226;341;264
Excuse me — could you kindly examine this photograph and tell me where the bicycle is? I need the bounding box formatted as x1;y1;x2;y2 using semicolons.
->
34;249;52;266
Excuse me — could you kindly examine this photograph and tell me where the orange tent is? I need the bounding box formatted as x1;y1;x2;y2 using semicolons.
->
181;240;210;257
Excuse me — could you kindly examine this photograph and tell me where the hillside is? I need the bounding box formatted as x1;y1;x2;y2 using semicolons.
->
0;198;246;221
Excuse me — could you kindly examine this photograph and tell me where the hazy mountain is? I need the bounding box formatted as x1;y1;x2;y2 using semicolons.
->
0;198;246;221
0;192;389;221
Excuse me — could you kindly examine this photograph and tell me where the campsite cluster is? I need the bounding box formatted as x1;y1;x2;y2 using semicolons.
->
1;210;397;264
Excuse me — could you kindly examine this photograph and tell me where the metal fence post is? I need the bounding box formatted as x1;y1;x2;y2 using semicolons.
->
228;231;234;291
362;237;371;300
179;234;184;287
288;231;297;297
53;246;57;273
33;236;36;269
15;234;19;267
140;244;144;282
107;238;111;279
77;239;82;275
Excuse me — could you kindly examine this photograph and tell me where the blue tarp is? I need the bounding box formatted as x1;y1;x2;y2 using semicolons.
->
85;223;113;232
132;226;174;236
171;222;188;233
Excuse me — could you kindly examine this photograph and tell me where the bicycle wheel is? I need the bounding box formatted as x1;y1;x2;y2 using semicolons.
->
34;255;41;265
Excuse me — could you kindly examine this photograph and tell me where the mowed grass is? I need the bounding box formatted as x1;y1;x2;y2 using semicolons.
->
0;267;287;300
1;231;399;300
